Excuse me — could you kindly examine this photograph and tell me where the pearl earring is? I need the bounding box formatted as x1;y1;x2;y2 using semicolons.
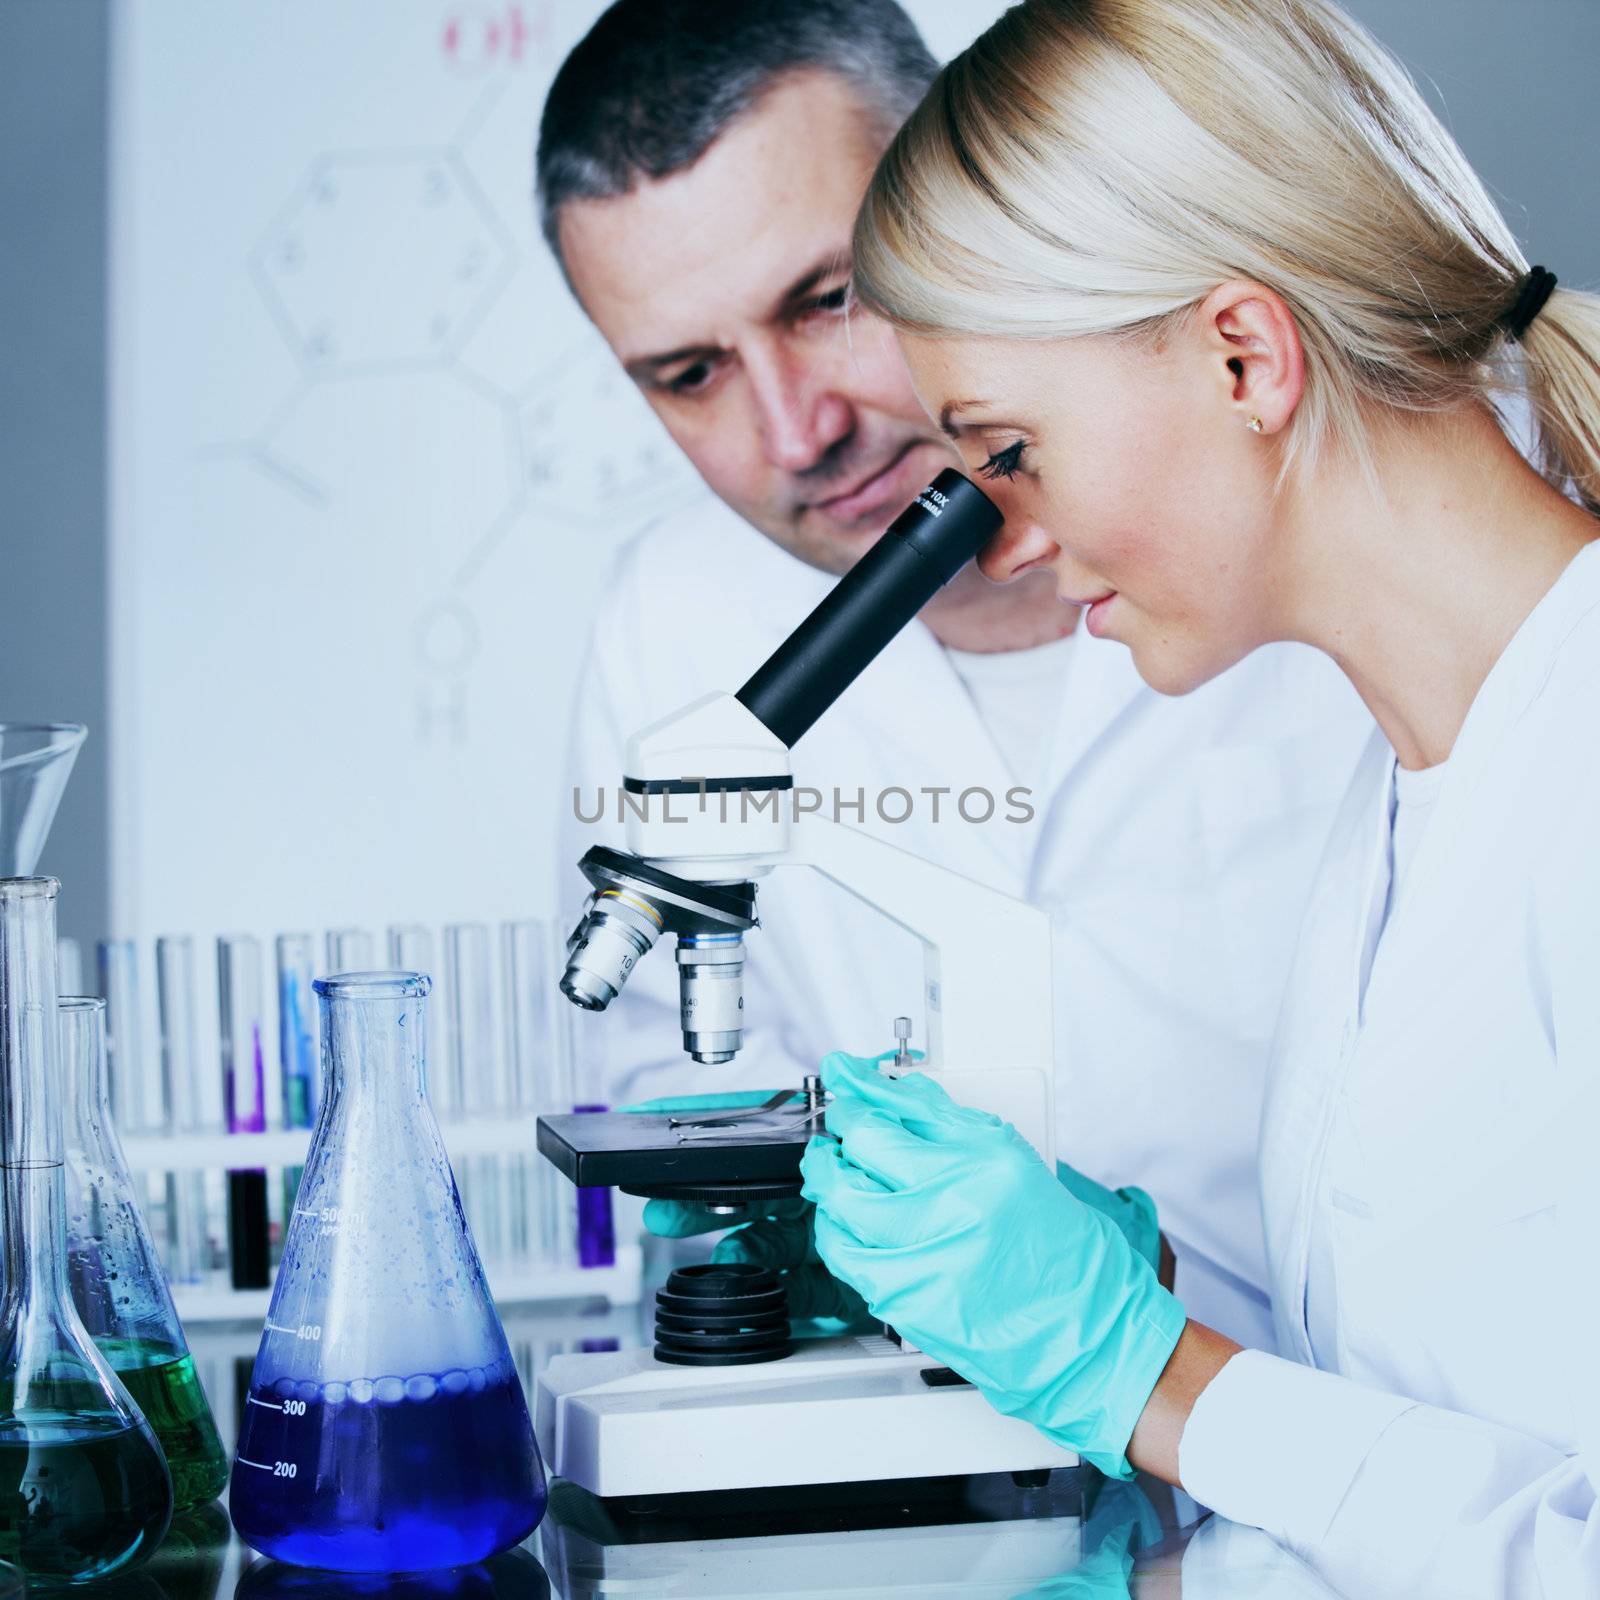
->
1245;415;1264;434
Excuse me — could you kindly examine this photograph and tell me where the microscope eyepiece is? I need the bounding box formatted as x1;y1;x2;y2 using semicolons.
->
735;469;1002;748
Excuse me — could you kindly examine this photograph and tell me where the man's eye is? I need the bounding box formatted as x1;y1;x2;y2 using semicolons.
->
979;440;1026;480
667;361;714;395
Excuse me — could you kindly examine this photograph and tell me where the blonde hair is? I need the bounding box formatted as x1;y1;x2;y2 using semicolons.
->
853;0;1600;512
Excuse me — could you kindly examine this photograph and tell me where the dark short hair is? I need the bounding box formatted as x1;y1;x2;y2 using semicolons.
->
536;0;937;271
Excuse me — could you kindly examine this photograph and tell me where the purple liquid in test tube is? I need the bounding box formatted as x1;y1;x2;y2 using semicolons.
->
573;1105;615;1268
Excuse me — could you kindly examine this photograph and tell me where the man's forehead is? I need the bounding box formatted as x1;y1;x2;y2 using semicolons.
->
559;71;886;358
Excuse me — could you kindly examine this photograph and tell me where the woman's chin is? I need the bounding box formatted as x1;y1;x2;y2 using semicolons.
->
1128;637;1228;699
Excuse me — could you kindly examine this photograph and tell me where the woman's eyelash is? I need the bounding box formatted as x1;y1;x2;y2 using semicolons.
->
979;441;1026;480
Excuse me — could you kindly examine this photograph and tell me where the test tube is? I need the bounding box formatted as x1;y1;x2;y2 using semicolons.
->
571;1007;616;1271
157;936;216;1285
218;934;270;1290
159;936;207;1135
275;935;318;1131
444;923;498;1120
388;923;439;1103
325;927;375;975
502;919;551;1115
57;935;84;996
503;919;554;1266
536;1005;579;1264
276;934;318;1217
549;998;616;1268
98;938;166;1135
99;937;177;1261
386;924;434;973
445;923;502;1263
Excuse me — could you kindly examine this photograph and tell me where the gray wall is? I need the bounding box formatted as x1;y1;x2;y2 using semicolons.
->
1343;0;1600;284
0;0;110;949
0;0;1592;950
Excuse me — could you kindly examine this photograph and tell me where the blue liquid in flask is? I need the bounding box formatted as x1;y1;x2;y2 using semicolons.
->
229;973;546;1573
231;1358;544;1572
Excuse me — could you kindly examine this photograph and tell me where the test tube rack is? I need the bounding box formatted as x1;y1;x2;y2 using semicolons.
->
75;917;644;1323
119;1118;644;1323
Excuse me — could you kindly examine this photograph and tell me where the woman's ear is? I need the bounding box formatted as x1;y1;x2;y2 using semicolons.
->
1199;279;1305;435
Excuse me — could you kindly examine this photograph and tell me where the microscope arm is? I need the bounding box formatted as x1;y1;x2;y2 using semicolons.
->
785;814;1057;1162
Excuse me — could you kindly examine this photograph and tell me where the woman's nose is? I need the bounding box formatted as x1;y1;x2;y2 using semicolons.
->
976;513;1059;584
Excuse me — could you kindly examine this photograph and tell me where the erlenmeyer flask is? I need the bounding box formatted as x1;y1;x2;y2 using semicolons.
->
0;724;87;877
230;973;546;1573
60;996;228;1512
0;877;173;1582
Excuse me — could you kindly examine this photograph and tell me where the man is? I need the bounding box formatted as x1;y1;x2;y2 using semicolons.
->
538;0;1372;1350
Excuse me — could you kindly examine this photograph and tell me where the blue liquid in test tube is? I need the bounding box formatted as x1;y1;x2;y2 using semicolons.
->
276;934;318;1216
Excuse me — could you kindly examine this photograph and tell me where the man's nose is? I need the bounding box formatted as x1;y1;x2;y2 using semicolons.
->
744;340;854;473
977;513;1061;585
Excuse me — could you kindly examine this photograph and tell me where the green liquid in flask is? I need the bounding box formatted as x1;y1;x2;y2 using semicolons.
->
100;1340;229;1511
0;1411;173;1582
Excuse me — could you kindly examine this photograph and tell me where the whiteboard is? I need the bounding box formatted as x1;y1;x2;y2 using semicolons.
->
107;0;1003;945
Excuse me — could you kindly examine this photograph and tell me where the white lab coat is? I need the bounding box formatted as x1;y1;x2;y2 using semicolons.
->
1180;541;1600;1597
558;494;1373;1349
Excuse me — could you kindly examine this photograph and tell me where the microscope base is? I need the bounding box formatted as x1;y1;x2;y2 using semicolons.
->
535;1334;1078;1498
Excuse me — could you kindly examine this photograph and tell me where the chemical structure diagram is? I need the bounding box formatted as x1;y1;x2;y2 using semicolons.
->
201;77;704;747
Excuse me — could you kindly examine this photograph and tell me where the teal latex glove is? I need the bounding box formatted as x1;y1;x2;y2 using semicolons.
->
1013;1479;1163;1599
799;1052;1187;1479
1053;1162;1162;1277
620;1089;870;1327
624;1093;1161;1276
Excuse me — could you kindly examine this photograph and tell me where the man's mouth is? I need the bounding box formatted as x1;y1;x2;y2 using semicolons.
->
806;442;924;526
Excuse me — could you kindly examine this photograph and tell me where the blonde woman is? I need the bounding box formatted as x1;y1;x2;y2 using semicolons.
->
797;1;1600;1594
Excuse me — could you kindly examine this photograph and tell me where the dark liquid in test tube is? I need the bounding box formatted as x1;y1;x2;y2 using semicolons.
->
219;936;271;1291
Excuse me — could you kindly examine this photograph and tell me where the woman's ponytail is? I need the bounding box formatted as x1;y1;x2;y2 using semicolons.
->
1520;290;1600;515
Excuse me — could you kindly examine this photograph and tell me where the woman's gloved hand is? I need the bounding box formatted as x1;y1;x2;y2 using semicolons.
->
799;1052;1187;1479
1052;1162;1162;1277
620;1090;871;1326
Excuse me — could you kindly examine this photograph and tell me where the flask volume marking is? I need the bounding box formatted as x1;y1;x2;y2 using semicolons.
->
262;1319;326;1345
245;1394;308;1416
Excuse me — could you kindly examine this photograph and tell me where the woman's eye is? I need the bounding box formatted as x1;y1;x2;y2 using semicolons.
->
979;440;1026;480
802;285;850;318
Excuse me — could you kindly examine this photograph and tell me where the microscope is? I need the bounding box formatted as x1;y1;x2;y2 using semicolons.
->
535;470;1075;1499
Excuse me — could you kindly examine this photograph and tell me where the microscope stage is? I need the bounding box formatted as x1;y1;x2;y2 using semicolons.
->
537;1108;810;1196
